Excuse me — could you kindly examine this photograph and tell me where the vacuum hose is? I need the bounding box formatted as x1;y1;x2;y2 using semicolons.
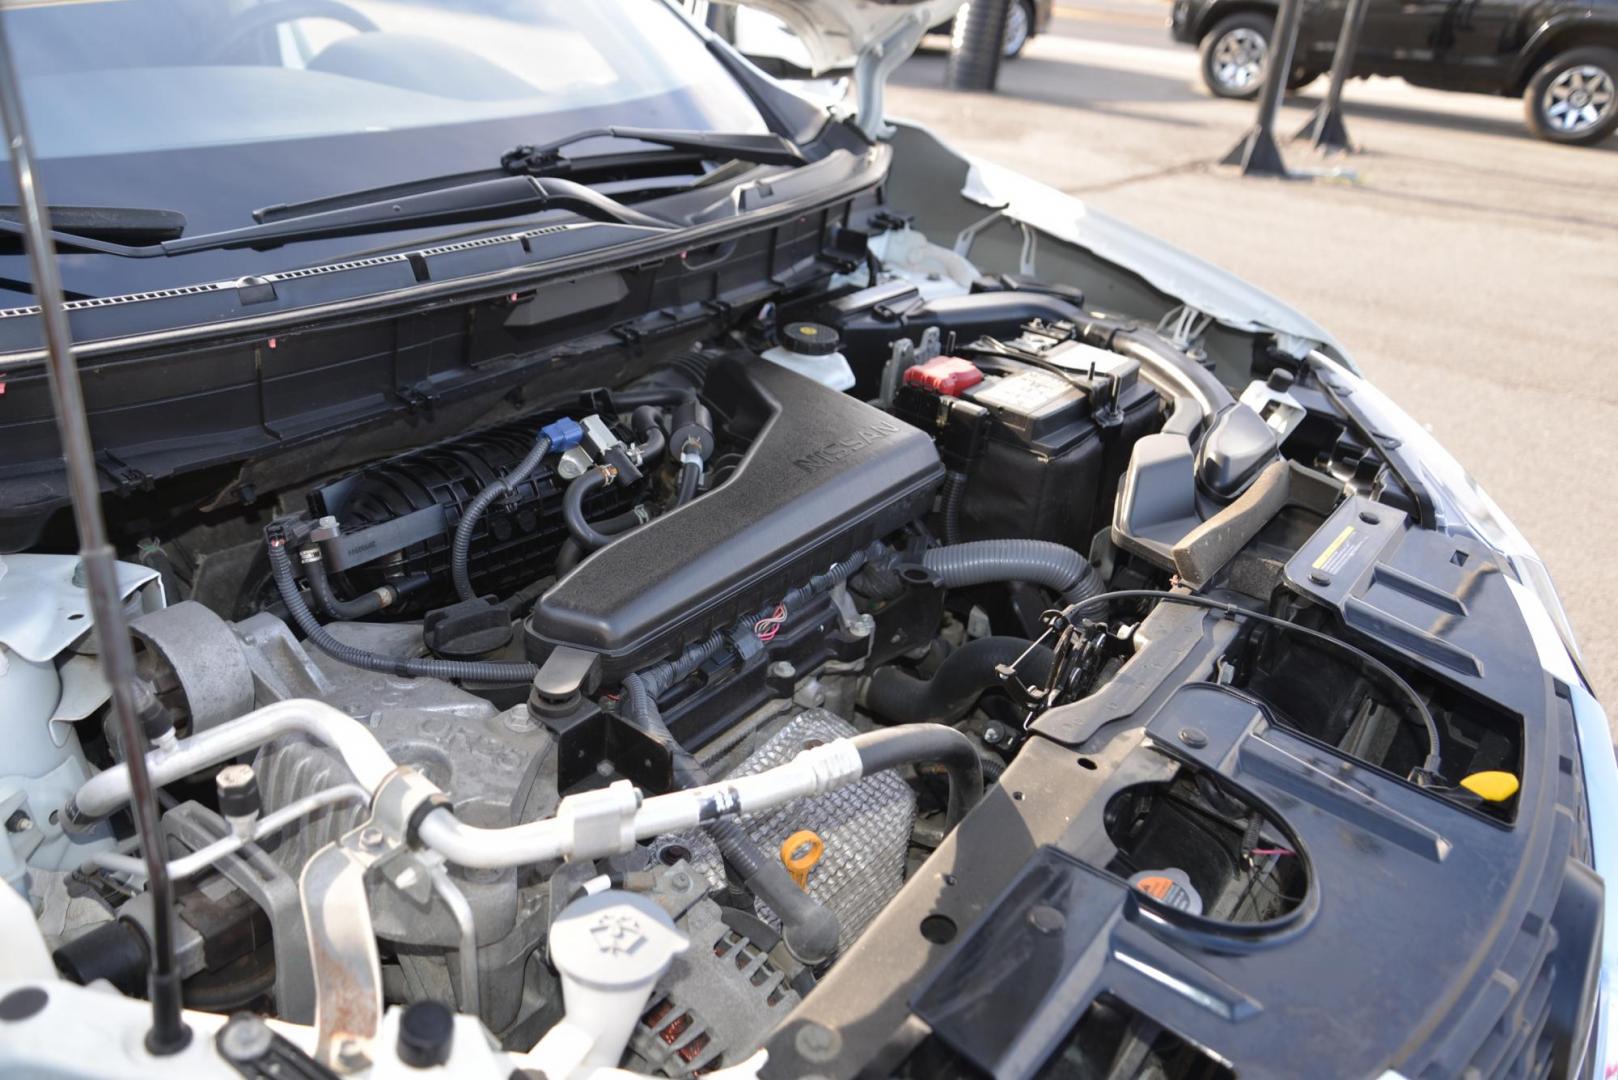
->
450;433;555;603
268;537;538;683
562;468;618;551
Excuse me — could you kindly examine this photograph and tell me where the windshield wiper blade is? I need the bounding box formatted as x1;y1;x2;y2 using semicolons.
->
170;175;671;254
0;176;670;260
0;204;186;251
501;126;807;174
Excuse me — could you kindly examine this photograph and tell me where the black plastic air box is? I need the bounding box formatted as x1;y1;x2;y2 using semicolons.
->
525;359;943;676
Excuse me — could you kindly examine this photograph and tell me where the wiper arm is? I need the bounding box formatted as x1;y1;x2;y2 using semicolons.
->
0;176;670;260
255;127;805;226
0;130;793;260
500;126;807;174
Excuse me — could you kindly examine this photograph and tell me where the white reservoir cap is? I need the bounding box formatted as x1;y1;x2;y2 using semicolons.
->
548;889;688;1068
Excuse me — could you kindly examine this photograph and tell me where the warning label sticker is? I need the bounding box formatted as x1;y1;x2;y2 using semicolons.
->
1311;525;1367;577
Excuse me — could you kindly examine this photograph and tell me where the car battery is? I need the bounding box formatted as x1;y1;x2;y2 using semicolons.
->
892;323;1161;552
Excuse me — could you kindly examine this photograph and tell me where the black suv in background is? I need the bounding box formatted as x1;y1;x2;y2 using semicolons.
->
1170;0;1618;144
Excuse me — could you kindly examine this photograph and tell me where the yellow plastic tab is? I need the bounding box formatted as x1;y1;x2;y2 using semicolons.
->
1460;770;1520;802
780;830;824;890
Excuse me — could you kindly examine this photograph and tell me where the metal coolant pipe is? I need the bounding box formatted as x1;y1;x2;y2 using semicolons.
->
69;699;397;824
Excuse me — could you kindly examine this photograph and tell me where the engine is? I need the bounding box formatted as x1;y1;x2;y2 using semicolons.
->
11;286;1484;1078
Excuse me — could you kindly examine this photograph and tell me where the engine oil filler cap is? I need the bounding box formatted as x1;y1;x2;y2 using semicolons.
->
781;829;825;889
904;356;984;397
1128;868;1203;915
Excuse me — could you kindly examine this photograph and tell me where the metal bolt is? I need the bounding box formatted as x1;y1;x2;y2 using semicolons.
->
359;826;385;850
5;810;32;834
335;1036;370;1071
795;1022;843;1063
768;660;796;680
670;872;692;892
218;1015;274;1063
983;727;1002;746
1177;727;1208;749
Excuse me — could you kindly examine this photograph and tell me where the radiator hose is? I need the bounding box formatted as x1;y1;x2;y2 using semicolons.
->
852;725;985;832
862;636;1054;727
923;539;1105;603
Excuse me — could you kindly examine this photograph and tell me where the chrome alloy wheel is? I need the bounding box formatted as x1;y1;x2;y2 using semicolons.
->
1211;27;1267;92
1543;64;1616;134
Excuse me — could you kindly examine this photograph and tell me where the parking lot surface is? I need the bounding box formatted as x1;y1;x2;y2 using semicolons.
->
891;6;1618;715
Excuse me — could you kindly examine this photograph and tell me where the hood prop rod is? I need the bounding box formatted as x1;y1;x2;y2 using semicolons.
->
0;12;190;1056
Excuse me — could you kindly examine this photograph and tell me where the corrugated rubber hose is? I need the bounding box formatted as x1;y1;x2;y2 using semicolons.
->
923;539;1105;603
940;470;967;545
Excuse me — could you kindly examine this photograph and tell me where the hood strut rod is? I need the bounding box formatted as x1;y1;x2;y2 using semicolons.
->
0;12;190;1056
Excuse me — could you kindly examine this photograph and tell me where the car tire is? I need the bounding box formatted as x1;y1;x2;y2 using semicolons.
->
1198;14;1319;99
1523;46;1618;146
1002;0;1035;58
1199;13;1273;99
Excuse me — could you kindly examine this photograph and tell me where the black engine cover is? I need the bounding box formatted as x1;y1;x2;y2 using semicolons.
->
526;359;942;676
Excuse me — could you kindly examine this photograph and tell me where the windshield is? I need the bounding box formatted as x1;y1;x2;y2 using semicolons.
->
0;0;778;311
9;0;764;159
2;0;764;230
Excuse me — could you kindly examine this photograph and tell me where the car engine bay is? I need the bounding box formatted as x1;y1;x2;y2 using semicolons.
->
0;175;1598;1077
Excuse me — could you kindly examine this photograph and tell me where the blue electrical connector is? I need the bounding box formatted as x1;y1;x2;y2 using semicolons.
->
541;416;585;453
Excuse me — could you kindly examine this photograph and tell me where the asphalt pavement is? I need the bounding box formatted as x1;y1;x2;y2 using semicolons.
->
893;5;1618;721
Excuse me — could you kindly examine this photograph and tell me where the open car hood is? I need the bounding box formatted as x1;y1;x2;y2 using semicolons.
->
715;0;964;74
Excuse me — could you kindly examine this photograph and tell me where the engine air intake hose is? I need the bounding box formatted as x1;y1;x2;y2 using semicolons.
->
268;537;538;683
863;636;1054;727
922;539;1105;603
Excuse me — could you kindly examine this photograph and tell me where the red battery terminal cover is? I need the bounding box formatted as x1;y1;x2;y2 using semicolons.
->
903;356;983;397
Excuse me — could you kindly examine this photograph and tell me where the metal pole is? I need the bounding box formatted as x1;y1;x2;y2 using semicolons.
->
946;0;1011;92
1218;0;1304;177
1295;0;1370;152
0;10;191;1057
